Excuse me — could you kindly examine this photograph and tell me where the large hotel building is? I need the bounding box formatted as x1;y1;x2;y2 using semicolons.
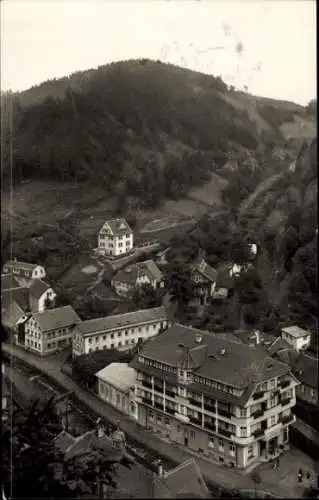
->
130;324;299;470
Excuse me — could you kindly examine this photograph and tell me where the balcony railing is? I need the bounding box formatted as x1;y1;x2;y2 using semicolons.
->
189;416;202;426
204;421;216;432
280;380;290;389
251;409;263;419
204;404;215;414
253;428;264;438
281;397;291;407
154;401;164;410
166;389;176;398
280;414;293;425
253;391;264;400
142;397;152;405
189;398;202;408
166;406;175;415
218;409;232;418
142;380;152;389
154;385;164;393
218;427;232;438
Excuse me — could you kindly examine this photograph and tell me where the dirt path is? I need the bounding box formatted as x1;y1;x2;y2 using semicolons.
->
239;172;285;216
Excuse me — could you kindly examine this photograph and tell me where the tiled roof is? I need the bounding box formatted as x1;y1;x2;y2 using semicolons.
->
135;324;290;390
112;260;163;286
281;325;311;338
100;218;132;237
1;274;22;292
276;349;318;389
3;260;39;272
28;279;51;299
192;259;217;283
215;267;234;289
77;306;167;337
64;429;124;462
30;305;81;332
163;459;209;498
266;336;291;356
95;362;137;392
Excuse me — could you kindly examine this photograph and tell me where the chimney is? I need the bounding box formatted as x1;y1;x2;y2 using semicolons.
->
254;330;261;345
156;459;164;478
195;334;203;344
96;417;104;438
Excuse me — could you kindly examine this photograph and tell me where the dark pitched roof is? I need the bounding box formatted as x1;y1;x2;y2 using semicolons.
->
30;305;81;332
266;336;291;356
1;274;22;292
215;268;234;289
2;288;30;312
100;218;132;237
64;429;124;462
281;325;311;339
28;279;51;299
77;306;167;337
276;349;318;389
162;459;209;498
135;324;290;390
113;260;163;286
192;259;217;283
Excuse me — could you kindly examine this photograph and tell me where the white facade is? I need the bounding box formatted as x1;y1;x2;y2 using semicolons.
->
73;318;171;357
31;266;46;279
25;317;76;356
36;288;56;313
98;220;134;257
281;326;311;352
96;363;137;417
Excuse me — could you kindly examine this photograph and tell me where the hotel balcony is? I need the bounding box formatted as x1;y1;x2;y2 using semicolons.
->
174;412;190;424
217;427;232;438
264;422;282;438
252;428;264;438
166;406;175;415
141;380;152;389
153;384;164;393
280;397;292;407
218;408;233;419
189;398;202;408
189;415;202;427
279;379;290;389
154;401;164;411
251;408;264;419
204;403;216;414
279;414;295;425
204;421;216;432
253;391;265;401
142;396;152;406
165;389;176;398
231;433;256;445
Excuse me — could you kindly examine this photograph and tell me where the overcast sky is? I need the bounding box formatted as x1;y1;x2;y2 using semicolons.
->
1;0;316;105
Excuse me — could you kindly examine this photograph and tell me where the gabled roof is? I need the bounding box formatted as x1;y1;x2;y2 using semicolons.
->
192;259;217;283
95;362;137;392
134;324;290;391
100;218;132;237
276;349;318;389
3;260;40;272
30;305;81;332
28;279;51;299
281;325;311;338
215;267;234;289
266;336;291;356
77;306;167;337
112;260;163;286
64;429;124;462
1;274;22;292
162;459;209;498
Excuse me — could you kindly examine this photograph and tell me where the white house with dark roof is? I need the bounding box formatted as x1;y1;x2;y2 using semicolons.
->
189;258;217;306
72;306;171;357
95;362;137;417
2;259;46;285
24;305;81;356
28;279;56;313
98;218;133;257
281;325;312;352
111;259;164;297
131;323;299;470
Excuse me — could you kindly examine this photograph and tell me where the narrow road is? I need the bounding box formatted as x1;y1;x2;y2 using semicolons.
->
2;342;306;498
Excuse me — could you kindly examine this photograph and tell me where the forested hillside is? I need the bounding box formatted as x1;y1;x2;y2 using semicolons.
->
1;59;314;209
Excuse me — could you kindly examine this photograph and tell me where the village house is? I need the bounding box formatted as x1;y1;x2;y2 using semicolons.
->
156;247;171;266
281;325;312;351
130;324;299;471
117;458;209;499
72;306;171;357
27;279;56;312
24;305;81;356
212;267;234;300
98;218;133;257
111;259;164;297
2;259;46;286
95;362;137;417
189;258;218;306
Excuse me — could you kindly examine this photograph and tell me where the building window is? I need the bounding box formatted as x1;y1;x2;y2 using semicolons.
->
301;385;305;393
165;418;170;426
219;457;224;463
229;443;235;455
89;338;92;344
111;343;114;348
118;342;122;347
269;397;276;409
118;332;121;337
111;333;114;339
269;379;275;389
103;335;106;340
283;427;288;442
157;415;161;423
125;330;128;336
177;425;181;432
240;427;247;437
218;439;224;449
190;430;195;438
248;445;254;458
270;415;276;426
239;409;247;417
